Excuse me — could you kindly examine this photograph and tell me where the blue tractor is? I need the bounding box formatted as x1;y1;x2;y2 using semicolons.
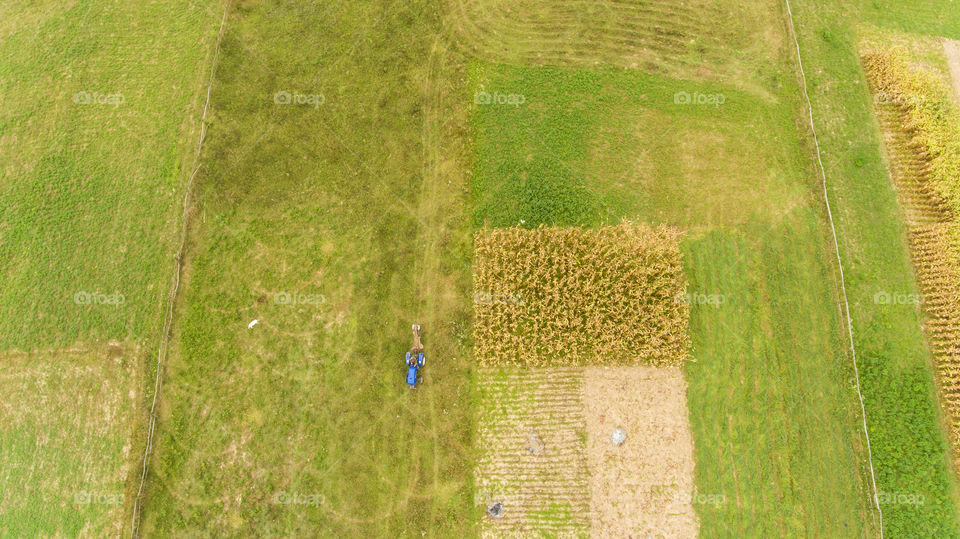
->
405;324;425;387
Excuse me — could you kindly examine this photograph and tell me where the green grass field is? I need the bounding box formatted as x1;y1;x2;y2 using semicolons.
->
0;1;220;535
4;0;960;536
0;0;220;348
791;0;960;534
140;2;476;535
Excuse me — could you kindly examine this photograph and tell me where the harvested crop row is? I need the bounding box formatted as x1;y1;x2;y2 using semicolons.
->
473;223;690;367
865;56;960;467
475;368;590;538
862;50;960;216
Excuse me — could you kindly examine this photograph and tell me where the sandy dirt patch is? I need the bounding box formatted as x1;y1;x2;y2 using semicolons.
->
583;366;698;539
942;38;960;107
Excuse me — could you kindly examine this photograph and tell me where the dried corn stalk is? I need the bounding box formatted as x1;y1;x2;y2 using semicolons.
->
473;223;690;367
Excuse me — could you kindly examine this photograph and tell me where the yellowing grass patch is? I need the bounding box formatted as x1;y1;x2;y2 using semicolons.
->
0;342;145;538
473;223;689;367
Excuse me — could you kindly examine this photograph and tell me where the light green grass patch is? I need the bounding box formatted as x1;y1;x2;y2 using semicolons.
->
470;64;807;230
0;0;220;348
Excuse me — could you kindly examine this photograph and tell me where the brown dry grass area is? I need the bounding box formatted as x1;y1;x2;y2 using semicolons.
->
0;341;145;538
583;366;698;538
473;224;689;367
942;38;960;107
475;368;590;538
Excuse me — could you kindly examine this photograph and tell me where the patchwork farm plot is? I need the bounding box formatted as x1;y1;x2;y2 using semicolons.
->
475;366;698;538
465;1;888;531
473;225;695;536
6;0;960;537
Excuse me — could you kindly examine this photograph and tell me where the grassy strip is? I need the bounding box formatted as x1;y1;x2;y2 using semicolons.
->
856;0;960;38
791;0;960;534
0;1;220;348
142;2;475;535
684;213;874;537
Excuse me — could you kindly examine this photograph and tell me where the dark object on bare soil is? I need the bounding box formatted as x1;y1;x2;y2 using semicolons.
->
526;429;544;454
487;501;503;518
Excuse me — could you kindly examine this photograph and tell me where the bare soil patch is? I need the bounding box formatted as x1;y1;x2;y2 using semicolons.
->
583;366;698;538
942;38;960;106
475;366;698;537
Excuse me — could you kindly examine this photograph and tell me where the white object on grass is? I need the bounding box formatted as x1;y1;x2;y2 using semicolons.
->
248;319;259;329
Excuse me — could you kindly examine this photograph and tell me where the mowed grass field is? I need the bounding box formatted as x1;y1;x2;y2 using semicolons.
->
0;0;220;348
0;1;221;536
141;1;476;536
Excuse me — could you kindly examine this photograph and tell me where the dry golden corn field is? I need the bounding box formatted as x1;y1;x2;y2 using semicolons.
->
473;223;690;367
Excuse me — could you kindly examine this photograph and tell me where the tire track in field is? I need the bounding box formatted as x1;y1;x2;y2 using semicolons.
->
410;32;473;525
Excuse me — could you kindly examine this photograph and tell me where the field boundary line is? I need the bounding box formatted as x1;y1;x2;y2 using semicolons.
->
128;2;232;537
783;0;883;536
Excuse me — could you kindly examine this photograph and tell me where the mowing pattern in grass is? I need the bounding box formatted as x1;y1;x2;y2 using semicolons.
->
475;368;589;537
0;343;145;538
473;224;689;367
684;214;876;537
141;1;476;536
444;0;785;93
0;0;220;348
865;49;960;469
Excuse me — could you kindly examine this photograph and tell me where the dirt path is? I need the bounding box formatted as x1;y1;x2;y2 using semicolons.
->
414;33;474;524
942;38;960;107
